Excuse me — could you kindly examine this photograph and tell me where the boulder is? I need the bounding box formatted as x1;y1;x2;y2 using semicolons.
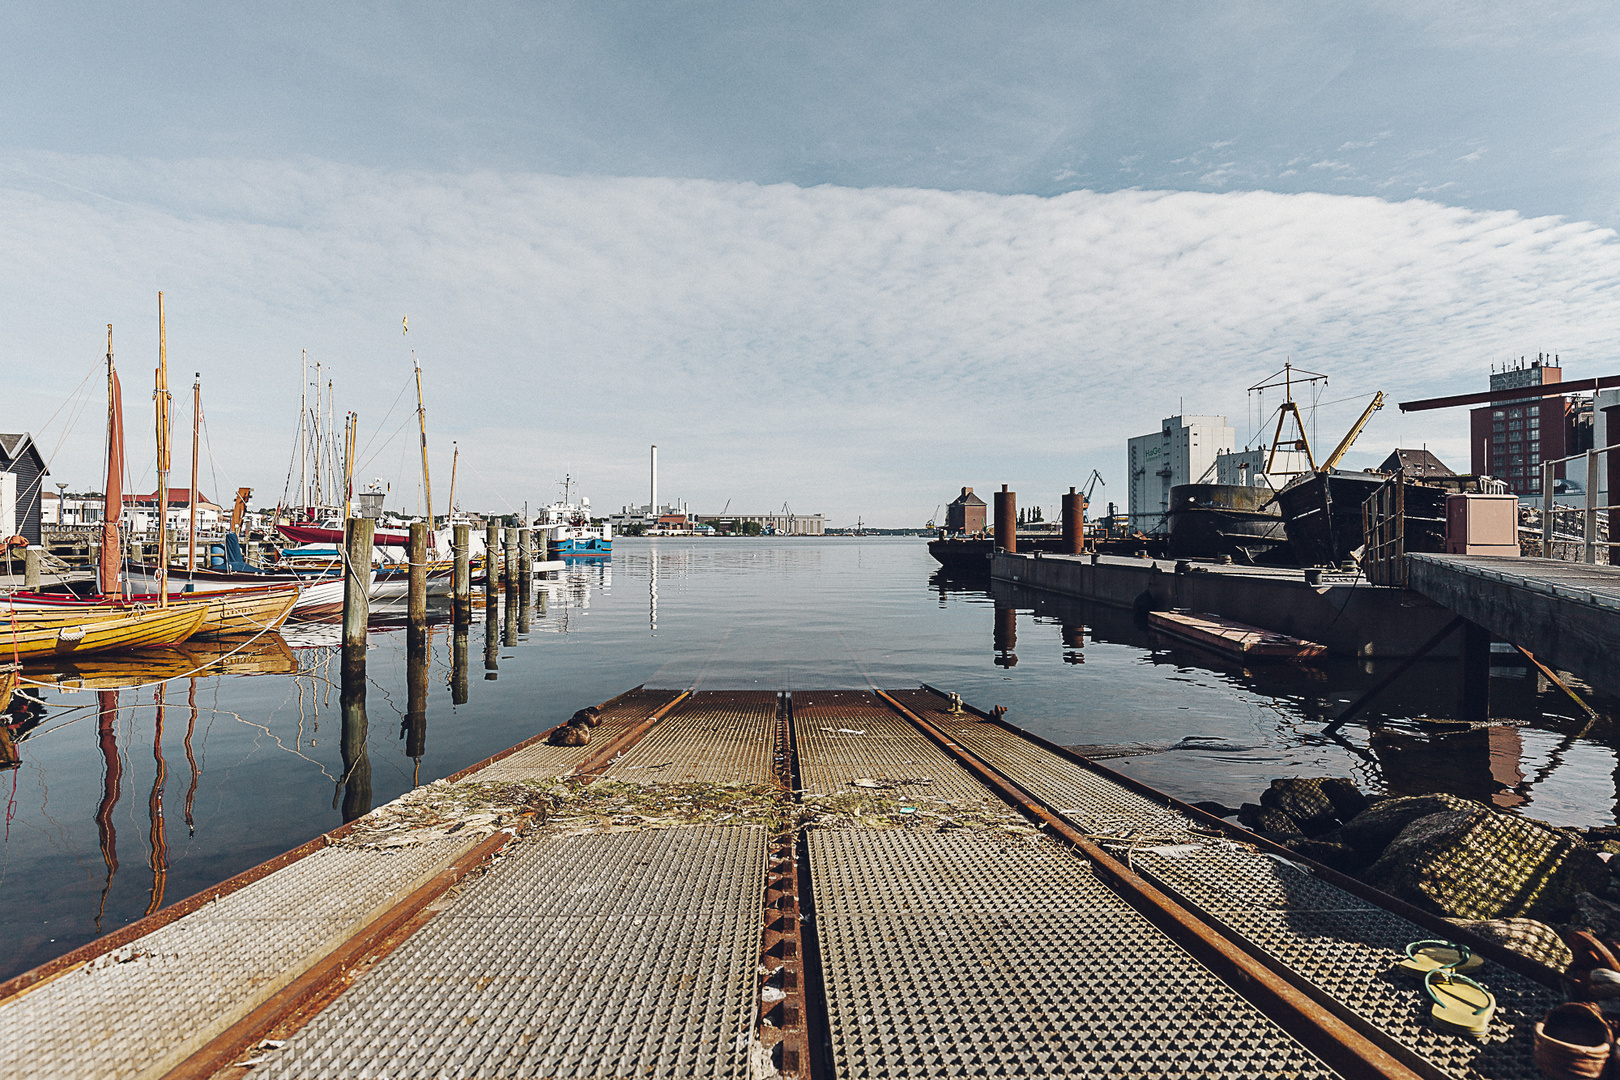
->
1443;917;1574;972
1191;800;1239;819
1573;892;1620;940
1584;826;1620;855
1363;806;1612;922
1260;778;1340;830
1338;793;1479;856
1319;778;1369;821
1238;803;1302;837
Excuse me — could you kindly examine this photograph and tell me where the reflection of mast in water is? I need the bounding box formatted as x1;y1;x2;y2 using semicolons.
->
183;677;201;833
94;690;122;932
146;685;170;917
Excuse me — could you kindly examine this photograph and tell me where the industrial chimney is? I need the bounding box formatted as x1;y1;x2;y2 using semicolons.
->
650;444;658;516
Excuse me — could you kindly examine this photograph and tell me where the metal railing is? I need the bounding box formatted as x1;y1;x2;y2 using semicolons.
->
1540;447;1618;563
1361;469;1408;587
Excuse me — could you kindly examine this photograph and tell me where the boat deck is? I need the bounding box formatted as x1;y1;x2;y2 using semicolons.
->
0;686;1563;1079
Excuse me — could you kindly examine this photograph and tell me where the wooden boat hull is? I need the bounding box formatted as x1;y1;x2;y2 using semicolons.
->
1166;484;1288;561
1273;470;1388;567
5;585;299;636
1148;610;1326;661
122;564;360;618
4;606;208;660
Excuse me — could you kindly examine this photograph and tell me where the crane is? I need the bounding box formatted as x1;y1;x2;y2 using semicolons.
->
925;503;942;530
1319;391;1386;472
1081;470;1104;501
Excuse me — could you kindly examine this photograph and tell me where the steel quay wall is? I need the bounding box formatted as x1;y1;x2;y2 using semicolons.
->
990;552;1460;659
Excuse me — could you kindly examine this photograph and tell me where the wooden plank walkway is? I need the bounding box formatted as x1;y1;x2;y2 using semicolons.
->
0;685;1569;1079
1407;554;1620;696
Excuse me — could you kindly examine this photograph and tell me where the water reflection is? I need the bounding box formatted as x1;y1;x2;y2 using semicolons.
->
403;629;429;784
145;685;169;916
451;625;469;705
94;689;120;932
339;645;371;822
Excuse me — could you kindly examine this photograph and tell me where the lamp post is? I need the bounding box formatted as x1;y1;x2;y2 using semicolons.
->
55;483;68;526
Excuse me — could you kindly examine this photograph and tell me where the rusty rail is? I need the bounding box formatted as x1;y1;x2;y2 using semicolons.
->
873;688;1431;1080
569;689;691;779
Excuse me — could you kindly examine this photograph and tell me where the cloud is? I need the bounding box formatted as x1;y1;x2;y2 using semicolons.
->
3;153;1619;526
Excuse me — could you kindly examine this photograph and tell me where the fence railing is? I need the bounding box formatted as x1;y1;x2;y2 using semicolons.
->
1540;447;1618;564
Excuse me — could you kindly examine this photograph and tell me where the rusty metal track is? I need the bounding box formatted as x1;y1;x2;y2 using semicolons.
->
873;688;1428;1080
569;688;692;780
756;692;816;1079
473;686;684;782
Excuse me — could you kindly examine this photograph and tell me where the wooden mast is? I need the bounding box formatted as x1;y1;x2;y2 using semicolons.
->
342;411;357;521
187;374;200;573
154;293;171;606
100;325;125;598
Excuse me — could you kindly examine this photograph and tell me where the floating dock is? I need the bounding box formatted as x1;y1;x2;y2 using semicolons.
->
0;686;1564;1078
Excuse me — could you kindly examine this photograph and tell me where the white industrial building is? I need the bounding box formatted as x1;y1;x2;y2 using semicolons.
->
609;445;693;534
1213;447;1313;488
1126;415;1235;534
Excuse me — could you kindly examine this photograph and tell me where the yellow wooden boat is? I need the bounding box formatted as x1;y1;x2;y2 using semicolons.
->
3;585;298;638
0;605;207;660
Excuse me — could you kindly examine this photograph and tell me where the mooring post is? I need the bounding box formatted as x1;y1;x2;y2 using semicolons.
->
451;624;469;705
23;548;40;589
1062;486;1084;554
994;484;1017;553
485;523;500;593
407;521;428;626
452;522;471;625
534;524;548;565
1459;619;1492;723
342;517;374;650
339;643;372;822
503;527;519;598
517;525;532;600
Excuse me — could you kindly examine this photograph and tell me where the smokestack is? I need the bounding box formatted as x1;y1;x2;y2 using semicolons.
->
650;444;658;515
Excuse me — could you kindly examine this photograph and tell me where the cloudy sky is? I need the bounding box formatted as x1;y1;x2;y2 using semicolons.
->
5;2;1618;525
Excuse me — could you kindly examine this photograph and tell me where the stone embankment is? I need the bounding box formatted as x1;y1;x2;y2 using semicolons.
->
1204;776;1620;972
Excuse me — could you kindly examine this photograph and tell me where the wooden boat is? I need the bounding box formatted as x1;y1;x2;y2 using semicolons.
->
173;633;298;675
2;605;207;660
1272;468;1388;567
21;632;297;688
1148;610;1327;661
121;564;355;618
4;584;300;636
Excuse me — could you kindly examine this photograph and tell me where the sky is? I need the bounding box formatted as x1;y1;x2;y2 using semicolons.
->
4;1;1619;526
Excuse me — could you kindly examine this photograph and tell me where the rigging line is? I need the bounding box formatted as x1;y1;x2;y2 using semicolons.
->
11;355;102;509
353;375;415;466
353;412;417;477
460;458;518;513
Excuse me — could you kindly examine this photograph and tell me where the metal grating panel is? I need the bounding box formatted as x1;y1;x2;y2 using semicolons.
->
262;826;767;1079
904;697;1555;1080
809;829;1340;1078
0;838;477;1080
601;691;777;786
475;688;682;781
793;690;994;803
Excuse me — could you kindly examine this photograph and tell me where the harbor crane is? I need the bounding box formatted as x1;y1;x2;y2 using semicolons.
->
1081;470;1104;501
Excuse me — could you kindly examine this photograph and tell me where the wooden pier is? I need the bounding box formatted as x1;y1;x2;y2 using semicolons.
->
0;686;1564;1079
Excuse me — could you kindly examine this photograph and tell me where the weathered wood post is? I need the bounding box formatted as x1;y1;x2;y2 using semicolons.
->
517;525;532;600
503;527;519;598
451;624;469;705
452;522;471;625
485;523;501;593
23;548;40;589
994;485;1017;553
533;525;548;566
408;521;428;626
342;517;374;650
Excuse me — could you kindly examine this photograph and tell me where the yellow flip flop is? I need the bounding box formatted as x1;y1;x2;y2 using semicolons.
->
1425;969;1497;1039
1397;939;1484;979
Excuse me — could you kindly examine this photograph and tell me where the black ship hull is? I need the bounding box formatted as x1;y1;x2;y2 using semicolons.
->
1166;484;1288;562
926;535;1072;574
1273;470;1388;567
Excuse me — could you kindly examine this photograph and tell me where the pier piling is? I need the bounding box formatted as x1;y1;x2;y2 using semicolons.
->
1062;486;1084;554
23;549;39;589
517;526;532;600
994;485;1016;553
503;527;518;599
485;523;500;593
342;517;374;650
1459;619;1492;723
452;523;470;625
407;522;428;626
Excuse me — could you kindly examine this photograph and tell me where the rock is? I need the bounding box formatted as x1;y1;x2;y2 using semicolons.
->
1443;917;1574;972
1238;803;1302;837
1363;806;1612;922
1191;800;1239;819
1574;892;1620;940
1319;778;1369;821
1585;827;1620;855
1281;838;1365;874
1259;778;1340;830
1338;793;1479;855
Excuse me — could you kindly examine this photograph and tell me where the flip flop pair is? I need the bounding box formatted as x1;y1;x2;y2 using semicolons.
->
1397;940;1496;1039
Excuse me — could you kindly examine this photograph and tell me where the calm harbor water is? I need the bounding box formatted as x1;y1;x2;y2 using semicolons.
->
2;536;1616;981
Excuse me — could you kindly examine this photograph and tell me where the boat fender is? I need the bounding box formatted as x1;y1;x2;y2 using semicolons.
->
56;625;86;645
1131;589;1161;621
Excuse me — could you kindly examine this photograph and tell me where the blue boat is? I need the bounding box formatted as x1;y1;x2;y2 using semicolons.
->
536;476;612;558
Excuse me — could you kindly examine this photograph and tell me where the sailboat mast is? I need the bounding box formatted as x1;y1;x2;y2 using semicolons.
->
413;351;433;529
101;325;124;598
187;375;200;573
342;411;357;520
312;361;323;509
154;293;171;606
298;349;308;513
447;442;458;519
